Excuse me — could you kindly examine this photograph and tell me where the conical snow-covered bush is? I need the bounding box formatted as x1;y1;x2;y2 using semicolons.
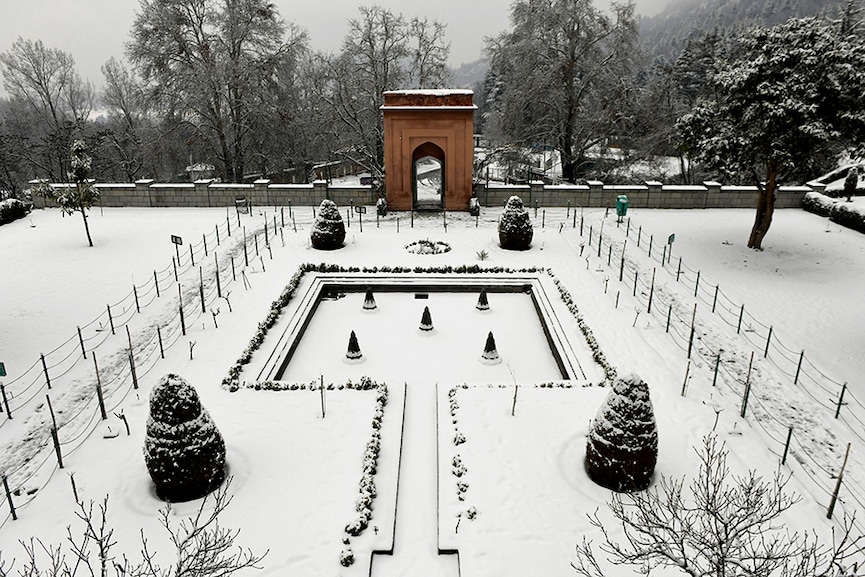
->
480;331;500;363
346;330;363;360
419;306;434;331
144;374;226;502
498;195;533;250
585;373;657;492
363;288;377;310
310;199;346;250
476;289;490;311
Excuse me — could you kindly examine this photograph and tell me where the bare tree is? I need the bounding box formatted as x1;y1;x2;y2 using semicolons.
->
312;6;451;182
127;0;306;182
0;478;265;577
572;435;864;577
99;57;150;182
0;38;94;182
483;0;638;183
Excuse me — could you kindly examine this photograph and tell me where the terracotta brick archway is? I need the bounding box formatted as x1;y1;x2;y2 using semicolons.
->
381;90;476;211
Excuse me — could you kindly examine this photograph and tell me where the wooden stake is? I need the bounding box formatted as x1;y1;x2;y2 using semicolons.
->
511;384;519;417
77;326;87;359
827;442;851;519
681;360;690;396
1;384;12;419
687;303;697;359
3;476;17;520
740;351;755;418
50;426;63;468
320;375;326;419
41;354;52;389
782;427;793;465
94;354;107;420
647;268;656;314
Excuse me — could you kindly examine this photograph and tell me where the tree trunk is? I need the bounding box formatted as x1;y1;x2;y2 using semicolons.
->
80;206;93;247
747;169;777;250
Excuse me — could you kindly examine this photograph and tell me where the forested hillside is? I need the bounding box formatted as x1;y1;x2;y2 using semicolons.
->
640;0;850;60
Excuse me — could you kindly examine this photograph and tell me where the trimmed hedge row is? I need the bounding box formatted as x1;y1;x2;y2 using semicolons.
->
803;191;865;233
0;199;32;226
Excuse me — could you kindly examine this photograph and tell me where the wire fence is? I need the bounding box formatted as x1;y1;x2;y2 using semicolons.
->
0;205;298;528
568;211;865;535
1;204;859;536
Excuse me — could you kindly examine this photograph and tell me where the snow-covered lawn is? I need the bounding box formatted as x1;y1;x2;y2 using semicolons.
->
0;204;862;575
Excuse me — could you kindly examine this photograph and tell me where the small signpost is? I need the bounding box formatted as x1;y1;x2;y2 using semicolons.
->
171;234;183;265
667;233;676;263
354;205;367;232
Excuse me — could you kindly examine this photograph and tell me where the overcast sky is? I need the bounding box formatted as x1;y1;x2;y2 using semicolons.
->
1;0;671;93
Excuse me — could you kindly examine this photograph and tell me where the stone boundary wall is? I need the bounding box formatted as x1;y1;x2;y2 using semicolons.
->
32;178;818;210
477;180;815;210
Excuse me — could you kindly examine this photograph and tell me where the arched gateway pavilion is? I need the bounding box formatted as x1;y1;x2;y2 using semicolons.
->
381;90;476;211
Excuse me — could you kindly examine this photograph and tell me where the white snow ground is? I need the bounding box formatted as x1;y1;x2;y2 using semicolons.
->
0;204;863;576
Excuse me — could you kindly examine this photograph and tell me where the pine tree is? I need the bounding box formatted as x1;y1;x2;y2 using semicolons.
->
144;374;226;502
586;373;658;492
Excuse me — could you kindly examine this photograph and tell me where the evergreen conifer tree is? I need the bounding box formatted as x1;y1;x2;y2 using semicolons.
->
586;373;658;492
144;374;226;502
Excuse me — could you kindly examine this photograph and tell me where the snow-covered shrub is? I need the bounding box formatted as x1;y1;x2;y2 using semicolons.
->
310;199;346;250
376;196;387;216
802;191;835;217
0;198;32;226
498;195;533;250
586;373;657;492
469;193;480;217
339;547;354;567
803;191;865;233
831;201;865;233
144;374;226;502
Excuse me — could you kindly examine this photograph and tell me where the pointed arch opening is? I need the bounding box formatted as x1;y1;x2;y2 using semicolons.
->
412;142;445;211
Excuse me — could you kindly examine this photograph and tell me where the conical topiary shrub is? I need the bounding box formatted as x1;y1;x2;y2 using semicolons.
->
498;195;533;250
144;374;226;502
419;306;434;331
476;289;490;311
310;199;346;250
346;330;363;360
480;331;500;364
585;373;658;492
363;288;377;311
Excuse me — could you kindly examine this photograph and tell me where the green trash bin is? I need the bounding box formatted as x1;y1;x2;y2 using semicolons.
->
616;195;628;220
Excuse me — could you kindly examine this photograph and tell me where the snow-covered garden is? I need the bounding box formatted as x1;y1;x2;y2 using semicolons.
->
0;201;863;576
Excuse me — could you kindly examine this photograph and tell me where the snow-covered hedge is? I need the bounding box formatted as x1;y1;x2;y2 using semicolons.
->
830;201;865;234
585;373;658;492
144;374;226;502
310;199;346;250
802;191;836;217
0;198;32;226
498;195;533;250
802;191;865;233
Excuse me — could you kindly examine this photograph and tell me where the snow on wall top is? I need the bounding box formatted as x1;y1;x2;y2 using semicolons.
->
384;89;473;96
382;89;474;109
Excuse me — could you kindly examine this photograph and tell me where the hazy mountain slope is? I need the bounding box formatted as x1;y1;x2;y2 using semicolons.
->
640;0;850;61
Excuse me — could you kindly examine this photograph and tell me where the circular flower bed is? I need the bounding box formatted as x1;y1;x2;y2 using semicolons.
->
405;239;451;255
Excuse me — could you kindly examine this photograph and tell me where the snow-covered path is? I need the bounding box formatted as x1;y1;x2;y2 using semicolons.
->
372;382;459;576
